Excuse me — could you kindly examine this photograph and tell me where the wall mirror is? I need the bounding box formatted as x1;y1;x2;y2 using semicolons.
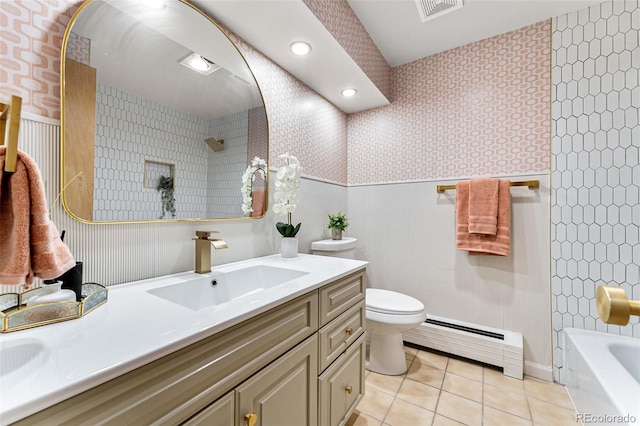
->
61;0;268;223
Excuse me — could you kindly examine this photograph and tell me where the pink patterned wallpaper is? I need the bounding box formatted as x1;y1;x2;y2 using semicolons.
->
348;21;552;185
232;35;349;184
0;0;78;119
2;2;549;187
247;106;268;163
0;1;349;185
303;0;392;101
66;31;90;64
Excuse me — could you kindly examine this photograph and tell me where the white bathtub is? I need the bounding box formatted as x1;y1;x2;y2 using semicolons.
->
563;328;640;426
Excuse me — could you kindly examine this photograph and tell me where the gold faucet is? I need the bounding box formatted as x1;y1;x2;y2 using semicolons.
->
193;231;228;274
596;285;640;325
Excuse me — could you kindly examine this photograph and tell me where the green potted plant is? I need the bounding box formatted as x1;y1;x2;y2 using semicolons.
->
327;211;349;240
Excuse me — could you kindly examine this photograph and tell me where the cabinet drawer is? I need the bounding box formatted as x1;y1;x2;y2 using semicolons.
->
318;334;366;426
182;391;234;426
319;271;365;327
15;292;318;426
318;299;365;373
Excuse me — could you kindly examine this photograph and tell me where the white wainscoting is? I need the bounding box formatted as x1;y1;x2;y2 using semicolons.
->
347;174;552;380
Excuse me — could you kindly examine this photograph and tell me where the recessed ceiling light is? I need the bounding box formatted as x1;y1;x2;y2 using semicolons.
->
290;41;312;56
189;56;209;71
179;53;220;75
341;88;358;97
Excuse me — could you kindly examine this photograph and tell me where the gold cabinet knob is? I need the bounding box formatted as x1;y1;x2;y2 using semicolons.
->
346;327;353;335
245;413;257;426
345;385;353;394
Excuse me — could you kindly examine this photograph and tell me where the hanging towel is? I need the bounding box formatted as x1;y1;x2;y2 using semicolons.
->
468;178;500;235
249;188;265;217
456;179;511;256
0;147;75;288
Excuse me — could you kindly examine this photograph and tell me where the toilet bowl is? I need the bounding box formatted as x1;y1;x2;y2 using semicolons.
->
366;288;426;375
310;237;426;375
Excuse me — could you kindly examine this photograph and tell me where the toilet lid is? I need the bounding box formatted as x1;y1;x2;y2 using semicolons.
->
366;288;424;315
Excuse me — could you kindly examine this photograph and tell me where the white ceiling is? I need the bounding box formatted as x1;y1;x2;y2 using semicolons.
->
196;0;604;114
348;0;605;67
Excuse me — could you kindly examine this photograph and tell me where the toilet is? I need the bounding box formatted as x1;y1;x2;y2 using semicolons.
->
365;288;426;375
311;237;427;376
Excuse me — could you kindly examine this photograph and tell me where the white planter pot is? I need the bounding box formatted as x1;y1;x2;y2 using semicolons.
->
280;237;298;258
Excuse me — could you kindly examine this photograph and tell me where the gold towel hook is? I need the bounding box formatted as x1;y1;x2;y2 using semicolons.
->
1;95;22;173
596;285;640;325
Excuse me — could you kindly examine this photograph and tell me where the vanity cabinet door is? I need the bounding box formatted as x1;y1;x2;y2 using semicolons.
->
236;335;318;426
318;335;366;426
182;391;234;426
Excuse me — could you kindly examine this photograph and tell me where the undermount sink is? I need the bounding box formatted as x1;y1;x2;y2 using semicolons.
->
147;265;309;311
0;339;46;377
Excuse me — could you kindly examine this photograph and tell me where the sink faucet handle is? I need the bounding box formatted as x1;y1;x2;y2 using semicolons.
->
195;230;219;240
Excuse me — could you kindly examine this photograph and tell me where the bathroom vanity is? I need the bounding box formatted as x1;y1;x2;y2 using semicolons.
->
0;255;367;425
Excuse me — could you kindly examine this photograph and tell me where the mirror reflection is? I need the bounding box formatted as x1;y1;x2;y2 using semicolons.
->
62;0;268;223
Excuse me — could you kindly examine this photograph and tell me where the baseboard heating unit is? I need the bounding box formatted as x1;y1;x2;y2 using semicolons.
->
403;315;523;379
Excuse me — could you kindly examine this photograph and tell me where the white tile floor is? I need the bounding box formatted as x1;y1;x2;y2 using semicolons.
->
347;345;579;426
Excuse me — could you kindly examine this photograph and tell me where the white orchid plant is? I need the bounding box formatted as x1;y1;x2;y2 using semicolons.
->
241;156;267;214
273;152;302;237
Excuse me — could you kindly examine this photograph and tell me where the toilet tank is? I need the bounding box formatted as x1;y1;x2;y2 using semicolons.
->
311;237;357;259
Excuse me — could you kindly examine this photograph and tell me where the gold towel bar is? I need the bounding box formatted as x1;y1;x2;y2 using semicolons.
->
436;179;540;193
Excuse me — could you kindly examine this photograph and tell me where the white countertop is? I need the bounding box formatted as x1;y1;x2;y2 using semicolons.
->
0;254;368;424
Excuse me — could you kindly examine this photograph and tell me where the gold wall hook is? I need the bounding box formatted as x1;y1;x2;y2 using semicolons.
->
596;285;640;326
1;95;22;173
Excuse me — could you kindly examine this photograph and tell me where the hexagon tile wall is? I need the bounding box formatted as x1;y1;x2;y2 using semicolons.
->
551;0;640;383
94;83;248;221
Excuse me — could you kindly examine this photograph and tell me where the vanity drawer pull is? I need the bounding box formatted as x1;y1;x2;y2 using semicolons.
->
346;327;353;335
245;413;257;426
345;385;353;394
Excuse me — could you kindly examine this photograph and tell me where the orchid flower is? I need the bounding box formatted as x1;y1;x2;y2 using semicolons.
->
273;152;302;237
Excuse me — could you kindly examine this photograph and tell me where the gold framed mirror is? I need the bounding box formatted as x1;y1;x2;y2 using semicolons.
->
61;0;268;223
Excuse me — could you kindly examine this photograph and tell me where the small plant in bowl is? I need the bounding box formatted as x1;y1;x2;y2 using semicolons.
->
327;211;349;240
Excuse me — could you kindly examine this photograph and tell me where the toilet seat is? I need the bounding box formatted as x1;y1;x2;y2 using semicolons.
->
366;288;424;315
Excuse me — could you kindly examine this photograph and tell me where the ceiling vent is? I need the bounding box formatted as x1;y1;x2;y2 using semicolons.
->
415;0;463;23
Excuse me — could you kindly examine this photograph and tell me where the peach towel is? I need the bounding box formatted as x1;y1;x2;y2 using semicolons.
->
468;178;500;235
456;179;511;256
250;188;265;217
0;147;75;288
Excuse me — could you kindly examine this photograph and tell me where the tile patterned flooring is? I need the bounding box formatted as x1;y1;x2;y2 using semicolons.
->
347;345;579;426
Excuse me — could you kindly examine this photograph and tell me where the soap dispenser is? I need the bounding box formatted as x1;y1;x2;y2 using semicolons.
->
26;281;76;307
